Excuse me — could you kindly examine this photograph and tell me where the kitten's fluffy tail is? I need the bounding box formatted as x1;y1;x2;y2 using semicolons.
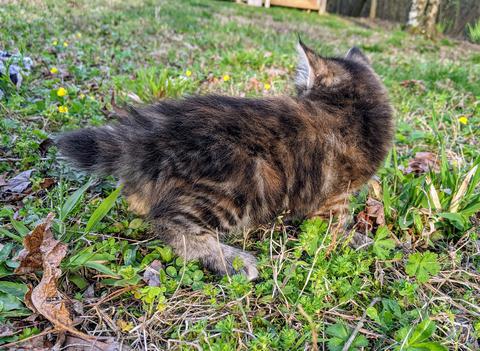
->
56;126;124;176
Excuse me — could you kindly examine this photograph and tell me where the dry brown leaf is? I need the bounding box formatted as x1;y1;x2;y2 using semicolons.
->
405;152;440;175
400;79;426;91
61;336;126;351
5;335;52;351
355;198;385;232
40;177;56;190
142;259;163;287
16;213;95;342
15;214;56;274
366;198;385;226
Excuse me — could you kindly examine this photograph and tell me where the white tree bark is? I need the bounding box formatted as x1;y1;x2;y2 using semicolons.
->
407;0;441;37
318;0;327;15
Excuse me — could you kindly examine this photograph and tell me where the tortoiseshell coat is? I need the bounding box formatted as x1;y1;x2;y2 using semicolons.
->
57;43;394;279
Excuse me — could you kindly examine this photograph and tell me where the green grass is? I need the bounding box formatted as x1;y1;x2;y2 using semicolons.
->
1;0;479;350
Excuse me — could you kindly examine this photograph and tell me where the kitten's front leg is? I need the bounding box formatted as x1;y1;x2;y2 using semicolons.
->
308;193;352;254
152;218;258;281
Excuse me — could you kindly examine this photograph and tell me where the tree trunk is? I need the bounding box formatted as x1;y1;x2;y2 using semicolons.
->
318;0;327;15
369;0;377;19
407;0;441;38
424;0;440;36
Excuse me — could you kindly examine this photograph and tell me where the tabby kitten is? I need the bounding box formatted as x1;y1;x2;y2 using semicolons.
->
57;41;394;280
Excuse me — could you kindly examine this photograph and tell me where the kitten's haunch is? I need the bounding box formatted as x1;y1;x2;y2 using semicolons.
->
57;42;393;280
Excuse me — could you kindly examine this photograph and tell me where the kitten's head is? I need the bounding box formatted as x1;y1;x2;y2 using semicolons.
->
295;40;381;100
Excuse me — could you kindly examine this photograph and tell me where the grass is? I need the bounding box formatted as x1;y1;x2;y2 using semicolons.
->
467;19;480;44
1;0;480;350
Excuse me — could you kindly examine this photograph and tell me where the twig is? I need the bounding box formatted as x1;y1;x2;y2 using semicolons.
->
341;297;380;351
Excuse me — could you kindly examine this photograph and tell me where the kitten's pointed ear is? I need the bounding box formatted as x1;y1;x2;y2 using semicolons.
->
345;47;370;65
295;40;317;91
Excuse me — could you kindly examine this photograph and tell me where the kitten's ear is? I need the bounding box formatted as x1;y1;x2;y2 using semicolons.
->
295;40;318;91
345;47;370;65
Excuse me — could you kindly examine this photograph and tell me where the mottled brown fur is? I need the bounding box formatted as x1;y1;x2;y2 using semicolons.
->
56;42;394;279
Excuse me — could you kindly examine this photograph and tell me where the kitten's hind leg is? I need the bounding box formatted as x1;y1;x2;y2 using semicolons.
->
152;219;258;281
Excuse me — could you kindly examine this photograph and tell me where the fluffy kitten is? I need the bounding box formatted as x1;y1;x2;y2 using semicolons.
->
57;41;394;280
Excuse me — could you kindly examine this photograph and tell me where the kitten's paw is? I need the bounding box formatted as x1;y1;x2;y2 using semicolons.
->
231;250;259;281
204;244;259;281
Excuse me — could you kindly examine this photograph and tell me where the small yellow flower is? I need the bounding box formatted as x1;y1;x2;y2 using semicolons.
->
52;39;58;46
57;87;67;97
185;69;192;77
458;116;468;125
223;74;230;82
117;320;133;332
264;83;271;91
50;67;58;74
63;41;68;47
79;93;85;99
76;32;82;38
58;105;68;113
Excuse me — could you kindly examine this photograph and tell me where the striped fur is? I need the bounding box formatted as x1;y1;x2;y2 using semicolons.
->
56;42;394;279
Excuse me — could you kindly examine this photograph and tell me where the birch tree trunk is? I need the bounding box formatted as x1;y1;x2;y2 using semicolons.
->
318;0;327;15
407;0;441;38
369;0;377;19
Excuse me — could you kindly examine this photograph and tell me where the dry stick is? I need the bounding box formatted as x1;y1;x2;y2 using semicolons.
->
341;297;380;351
298;304;318;351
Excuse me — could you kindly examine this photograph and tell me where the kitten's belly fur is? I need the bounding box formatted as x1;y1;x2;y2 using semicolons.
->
122;172;356;234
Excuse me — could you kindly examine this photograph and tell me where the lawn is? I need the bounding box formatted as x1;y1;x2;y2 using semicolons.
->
0;0;479;350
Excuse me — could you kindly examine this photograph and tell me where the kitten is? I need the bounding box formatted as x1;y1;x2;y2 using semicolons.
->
56;41;394;280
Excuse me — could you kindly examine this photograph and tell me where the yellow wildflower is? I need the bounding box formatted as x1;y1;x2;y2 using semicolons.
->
76;32;82;38
223;74;230;82
58;105;68;113
63;41;68;47
117;320;133;332
50;67;58;74
57;87;67;97
185;69;192;77
52;39;58;46
79;93;85;99
458;116;468;125
264;83;271;91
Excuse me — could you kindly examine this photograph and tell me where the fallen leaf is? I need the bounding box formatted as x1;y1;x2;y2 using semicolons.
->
0;324;14;337
40;178;56;190
61;336;127;351
366;198;385;226
355;198;385;232
400;79;426;91
15;213;95;342
247;77;261;91
15;214;56;274
4;334;52;351
142;260;163;287
405;152;440;175
83;284;95;299
0;169;33;193
355;210;373;233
